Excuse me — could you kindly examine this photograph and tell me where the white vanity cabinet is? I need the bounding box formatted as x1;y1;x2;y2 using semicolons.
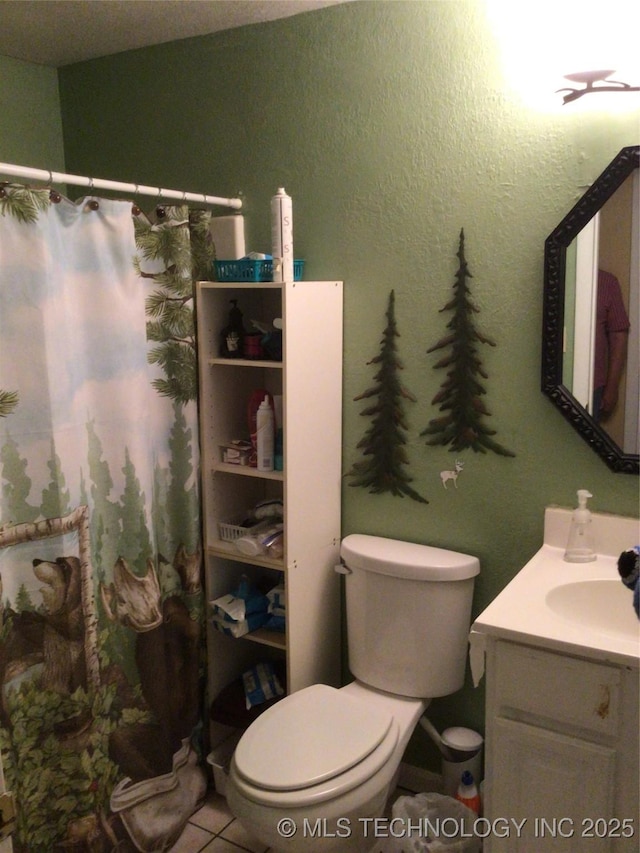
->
483;638;639;853
196;280;343;741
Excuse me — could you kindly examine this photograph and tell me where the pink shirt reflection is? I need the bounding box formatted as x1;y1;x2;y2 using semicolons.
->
595;270;630;391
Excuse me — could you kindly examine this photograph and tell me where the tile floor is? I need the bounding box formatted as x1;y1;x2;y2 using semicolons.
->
168;785;416;852
168;786;269;852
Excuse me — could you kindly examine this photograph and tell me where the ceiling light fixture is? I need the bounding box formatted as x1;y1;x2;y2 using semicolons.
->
558;70;640;104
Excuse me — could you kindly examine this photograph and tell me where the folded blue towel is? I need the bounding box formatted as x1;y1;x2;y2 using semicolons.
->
243;661;284;709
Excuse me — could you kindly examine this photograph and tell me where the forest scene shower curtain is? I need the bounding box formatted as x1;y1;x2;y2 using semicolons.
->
0;186;211;852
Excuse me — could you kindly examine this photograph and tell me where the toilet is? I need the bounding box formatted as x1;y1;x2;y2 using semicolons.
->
226;534;480;852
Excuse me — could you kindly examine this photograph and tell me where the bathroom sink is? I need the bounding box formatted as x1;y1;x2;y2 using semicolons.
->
471;507;640;668
546;579;639;640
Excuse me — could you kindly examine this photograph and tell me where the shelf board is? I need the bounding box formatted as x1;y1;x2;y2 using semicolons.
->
209;358;282;369
206;540;285;572
198;280;283;290
243;628;286;650
212;462;284;480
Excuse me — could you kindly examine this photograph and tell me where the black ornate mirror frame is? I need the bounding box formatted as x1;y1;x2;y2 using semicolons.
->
542;145;639;475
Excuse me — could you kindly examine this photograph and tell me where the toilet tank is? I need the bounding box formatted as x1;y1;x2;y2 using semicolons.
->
340;534;480;698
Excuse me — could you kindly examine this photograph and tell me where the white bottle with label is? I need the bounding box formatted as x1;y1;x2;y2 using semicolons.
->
256;397;275;472
271;188;293;282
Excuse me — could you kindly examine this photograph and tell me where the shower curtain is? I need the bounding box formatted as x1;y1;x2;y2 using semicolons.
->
0;185;211;852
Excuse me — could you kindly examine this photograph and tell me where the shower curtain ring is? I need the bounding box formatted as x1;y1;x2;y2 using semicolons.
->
85;177;99;211
132;185;141;217
47;170;62;204
156;187;166;218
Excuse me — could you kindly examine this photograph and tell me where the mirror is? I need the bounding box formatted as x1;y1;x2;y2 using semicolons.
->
542;146;639;474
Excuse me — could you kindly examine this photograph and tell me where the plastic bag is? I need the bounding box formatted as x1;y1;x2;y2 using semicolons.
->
374;793;481;853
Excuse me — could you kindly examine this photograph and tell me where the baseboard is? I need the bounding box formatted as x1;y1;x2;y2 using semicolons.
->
397;762;443;794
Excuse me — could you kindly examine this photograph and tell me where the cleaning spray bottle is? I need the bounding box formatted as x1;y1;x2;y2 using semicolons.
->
455;770;481;815
564;489;596;563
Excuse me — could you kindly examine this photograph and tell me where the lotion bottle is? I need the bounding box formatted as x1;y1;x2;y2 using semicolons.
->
564;489;596;562
256;397;274;472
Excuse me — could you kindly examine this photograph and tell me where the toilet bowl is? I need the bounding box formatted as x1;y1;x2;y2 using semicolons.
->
226;535;480;853
228;681;426;852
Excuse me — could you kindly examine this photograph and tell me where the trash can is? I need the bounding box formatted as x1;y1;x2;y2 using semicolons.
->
440;727;483;797
373;793;481;853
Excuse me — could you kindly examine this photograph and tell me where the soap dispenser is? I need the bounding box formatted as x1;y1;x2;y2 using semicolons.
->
564;489;596;562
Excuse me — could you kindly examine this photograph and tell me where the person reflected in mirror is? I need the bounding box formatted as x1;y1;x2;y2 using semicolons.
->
593;269;630;422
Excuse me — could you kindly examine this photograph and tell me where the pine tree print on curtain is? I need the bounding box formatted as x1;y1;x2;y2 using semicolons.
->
0;186;208;852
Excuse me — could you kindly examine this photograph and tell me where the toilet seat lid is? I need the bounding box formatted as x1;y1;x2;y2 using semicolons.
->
233;684;393;791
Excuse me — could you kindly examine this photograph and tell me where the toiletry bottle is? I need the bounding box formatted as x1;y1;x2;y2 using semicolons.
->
271;188;293;283
256;397;275;472
248;389;273;467
220;299;245;358
455;770;481;815
564;489;596;562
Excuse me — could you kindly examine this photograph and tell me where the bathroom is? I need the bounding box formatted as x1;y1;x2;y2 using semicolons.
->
0;0;638;850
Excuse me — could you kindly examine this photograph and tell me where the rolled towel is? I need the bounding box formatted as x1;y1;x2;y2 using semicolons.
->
618;546;640;618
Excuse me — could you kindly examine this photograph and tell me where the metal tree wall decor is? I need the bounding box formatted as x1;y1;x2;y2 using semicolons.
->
347;290;429;503
421;229;515;458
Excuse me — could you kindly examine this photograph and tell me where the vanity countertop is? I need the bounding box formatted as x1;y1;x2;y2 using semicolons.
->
470;507;640;671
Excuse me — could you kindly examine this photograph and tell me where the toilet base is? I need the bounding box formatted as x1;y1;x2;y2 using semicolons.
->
229;784;391;853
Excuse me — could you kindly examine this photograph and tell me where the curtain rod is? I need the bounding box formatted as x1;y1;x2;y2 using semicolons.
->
0;162;243;210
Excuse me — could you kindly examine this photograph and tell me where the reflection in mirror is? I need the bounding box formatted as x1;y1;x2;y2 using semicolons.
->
563;170;638;451
543;146;639;474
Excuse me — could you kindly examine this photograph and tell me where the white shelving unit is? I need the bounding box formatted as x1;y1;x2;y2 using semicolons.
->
196;279;343;742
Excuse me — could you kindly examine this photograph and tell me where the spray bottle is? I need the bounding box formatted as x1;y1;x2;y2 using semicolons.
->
256;397;275;472
564;489;596;562
271;188;293;282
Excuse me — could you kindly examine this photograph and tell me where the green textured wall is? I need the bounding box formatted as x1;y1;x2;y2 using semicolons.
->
0;54;64;171
25;0;640;770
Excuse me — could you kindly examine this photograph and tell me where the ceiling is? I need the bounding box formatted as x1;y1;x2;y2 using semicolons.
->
0;0;349;67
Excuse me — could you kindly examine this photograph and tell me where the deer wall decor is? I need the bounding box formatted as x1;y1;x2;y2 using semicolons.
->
440;460;464;489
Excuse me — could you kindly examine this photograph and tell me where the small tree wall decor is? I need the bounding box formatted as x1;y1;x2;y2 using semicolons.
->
421;229;515;457
347;290;428;503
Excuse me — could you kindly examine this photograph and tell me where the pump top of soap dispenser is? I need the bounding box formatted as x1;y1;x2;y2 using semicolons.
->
564;489;596;563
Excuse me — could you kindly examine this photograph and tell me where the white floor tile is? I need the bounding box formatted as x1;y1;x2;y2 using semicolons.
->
190;792;235;834
219;817;269;852
202;838;259;852
168;820;218;852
